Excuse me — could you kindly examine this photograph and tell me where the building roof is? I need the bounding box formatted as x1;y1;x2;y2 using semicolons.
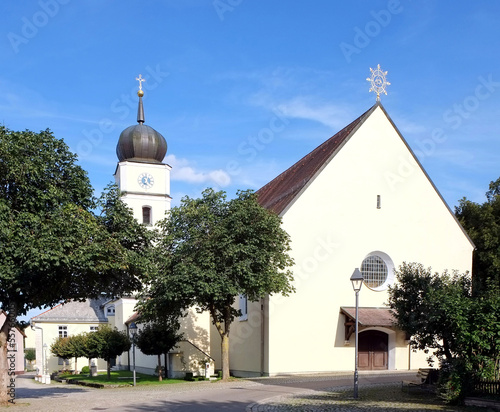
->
32;298;108;323
340;307;395;327
256;103;376;214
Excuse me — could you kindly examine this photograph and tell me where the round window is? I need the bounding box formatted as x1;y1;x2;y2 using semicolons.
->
360;252;394;291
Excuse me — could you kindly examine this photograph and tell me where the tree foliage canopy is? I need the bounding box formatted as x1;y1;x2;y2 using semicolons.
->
455;177;500;290
134;322;183;381
0;126;152;315
389;262;500;400
135;322;182;357
85;325;130;379
137;188;294;379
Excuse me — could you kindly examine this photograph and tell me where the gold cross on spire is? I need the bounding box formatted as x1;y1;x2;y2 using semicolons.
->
136;74;146;91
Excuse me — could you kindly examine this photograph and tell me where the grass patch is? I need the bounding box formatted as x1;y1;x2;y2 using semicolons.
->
59;370;187;386
269;384;491;411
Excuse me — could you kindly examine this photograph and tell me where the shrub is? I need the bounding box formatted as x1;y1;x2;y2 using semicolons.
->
80;366;90;374
184;372;194;381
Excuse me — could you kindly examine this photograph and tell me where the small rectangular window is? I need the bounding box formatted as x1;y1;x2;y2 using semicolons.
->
90;326;99;332
239;294;248;321
58;326;68;338
142;206;152;225
377;195;381;209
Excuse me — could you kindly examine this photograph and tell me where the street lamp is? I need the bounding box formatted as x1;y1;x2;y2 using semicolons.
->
42;343;48;376
129;322;137;387
350;268;364;399
30;320;43;377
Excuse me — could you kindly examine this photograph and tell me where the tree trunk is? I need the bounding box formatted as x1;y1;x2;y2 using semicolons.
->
157;354;162;381
107;359;111;380
164;352;168;379
74;357;78;375
220;332;230;380
0;305;17;405
0;320;11;405
209;305;231;381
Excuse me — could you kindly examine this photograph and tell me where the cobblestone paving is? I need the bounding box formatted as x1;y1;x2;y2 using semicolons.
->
12;372;473;412
247;383;469;412
13;375;262;411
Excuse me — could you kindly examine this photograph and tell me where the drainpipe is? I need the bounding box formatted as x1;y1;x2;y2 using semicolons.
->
260;298;265;377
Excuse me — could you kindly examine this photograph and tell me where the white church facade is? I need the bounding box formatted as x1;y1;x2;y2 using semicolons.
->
229;102;474;376
28;80;474;377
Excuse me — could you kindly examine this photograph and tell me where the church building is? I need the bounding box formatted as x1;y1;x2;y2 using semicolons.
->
228;98;474;376
29;68;474;377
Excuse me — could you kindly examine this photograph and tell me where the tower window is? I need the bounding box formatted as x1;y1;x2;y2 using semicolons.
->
377;195;381;209
142;206;152;225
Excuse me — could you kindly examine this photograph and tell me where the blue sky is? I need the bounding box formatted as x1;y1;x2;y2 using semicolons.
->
2;1;500;318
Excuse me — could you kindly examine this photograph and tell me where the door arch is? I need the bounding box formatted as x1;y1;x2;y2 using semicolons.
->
358;330;388;370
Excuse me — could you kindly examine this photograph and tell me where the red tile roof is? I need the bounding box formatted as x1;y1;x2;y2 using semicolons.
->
257;104;377;214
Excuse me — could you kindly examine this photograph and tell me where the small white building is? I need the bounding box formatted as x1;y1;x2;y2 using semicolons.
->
29;299;108;374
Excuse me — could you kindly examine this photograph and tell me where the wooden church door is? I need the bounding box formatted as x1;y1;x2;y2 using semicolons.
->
358;330;388;370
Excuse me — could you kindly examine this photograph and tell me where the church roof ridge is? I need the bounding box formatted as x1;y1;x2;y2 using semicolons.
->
257;103;378;214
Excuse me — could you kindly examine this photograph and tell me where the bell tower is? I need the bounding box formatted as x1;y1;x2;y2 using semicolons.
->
114;75;171;225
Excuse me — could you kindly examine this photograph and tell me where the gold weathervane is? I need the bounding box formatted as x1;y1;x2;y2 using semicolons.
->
136;74;146;97
366;64;390;101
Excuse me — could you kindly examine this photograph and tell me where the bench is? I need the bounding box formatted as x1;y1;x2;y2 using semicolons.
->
402;368;438;392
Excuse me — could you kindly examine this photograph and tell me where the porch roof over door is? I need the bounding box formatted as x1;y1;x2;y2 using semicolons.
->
340;307;397;340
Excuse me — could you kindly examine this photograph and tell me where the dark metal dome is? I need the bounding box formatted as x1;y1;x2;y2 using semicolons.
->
116;123;167;163
116;90;167;163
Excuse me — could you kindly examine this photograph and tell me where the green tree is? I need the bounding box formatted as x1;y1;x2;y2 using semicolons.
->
0;127;152;404
138;188;294;380
455;177;500;291
68;333;88;374
134;322;183;381
50;334;90;374
24;348;36;370
50;337;73;370
85;325;130;380
388;262;500;402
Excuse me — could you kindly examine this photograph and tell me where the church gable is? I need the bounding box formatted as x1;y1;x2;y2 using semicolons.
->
257;103;474;255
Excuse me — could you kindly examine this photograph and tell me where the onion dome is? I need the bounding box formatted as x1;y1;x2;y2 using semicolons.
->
116;79;167;163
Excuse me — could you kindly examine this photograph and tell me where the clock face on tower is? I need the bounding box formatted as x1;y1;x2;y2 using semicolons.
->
138;172;154;189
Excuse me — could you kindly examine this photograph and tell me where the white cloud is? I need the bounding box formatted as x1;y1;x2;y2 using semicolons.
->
274;97;355;130
165;154;231;187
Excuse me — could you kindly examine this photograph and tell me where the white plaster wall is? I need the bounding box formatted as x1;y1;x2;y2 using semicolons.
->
262;106;473;375
229;300;263;376
34;322;107;374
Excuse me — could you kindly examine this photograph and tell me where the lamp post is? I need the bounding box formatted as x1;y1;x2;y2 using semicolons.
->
129;322;137;387
30;320;43;377
350;268;364;399
42;343;48;376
